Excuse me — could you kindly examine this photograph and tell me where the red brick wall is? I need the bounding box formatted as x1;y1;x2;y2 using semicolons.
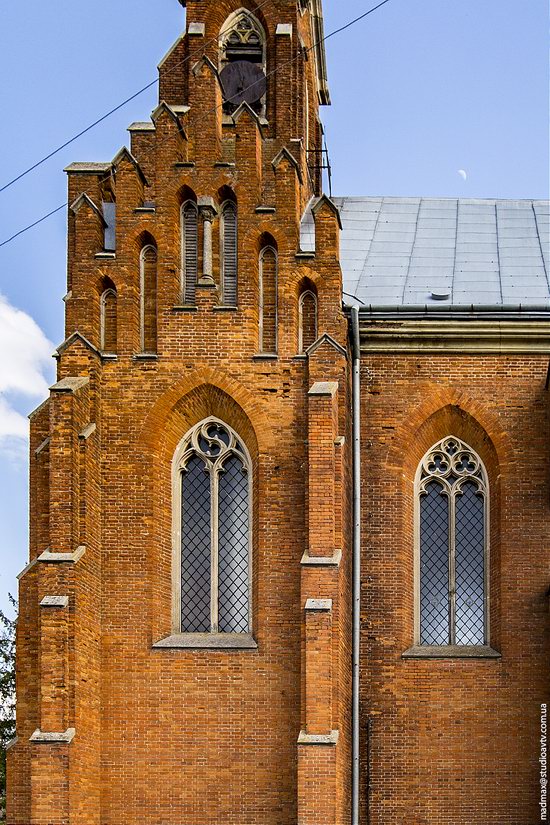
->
359;354;550;824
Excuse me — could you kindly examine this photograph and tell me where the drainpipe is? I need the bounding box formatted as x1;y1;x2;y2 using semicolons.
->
351;306;361;824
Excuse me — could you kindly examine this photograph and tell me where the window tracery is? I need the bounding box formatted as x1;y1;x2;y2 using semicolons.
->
173;418;252;635
416;436;488;646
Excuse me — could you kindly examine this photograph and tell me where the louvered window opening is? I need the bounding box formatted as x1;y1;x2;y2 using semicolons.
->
221;202;238;306
140;245;157;353
182;202;199;305
100;289;117;352
418;437;488;646
259;247;277;353
178;419;251;634
299;290;317;352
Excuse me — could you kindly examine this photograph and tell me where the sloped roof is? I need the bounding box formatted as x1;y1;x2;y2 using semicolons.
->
302;196;550;312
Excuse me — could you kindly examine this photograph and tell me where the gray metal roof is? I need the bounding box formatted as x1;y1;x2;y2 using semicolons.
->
302;196;550;312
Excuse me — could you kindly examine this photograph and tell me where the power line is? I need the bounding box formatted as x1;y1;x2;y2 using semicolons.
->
0;0;395;251
0;0;276;196
0;203;67;249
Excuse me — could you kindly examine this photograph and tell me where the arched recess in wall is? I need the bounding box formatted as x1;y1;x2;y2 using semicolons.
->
141;380;260;642
219;187;238;307
99;276;118;353
139;236;158;353
259;234;278;354
298;279;318;353
399;404;502;652
180;189;198;305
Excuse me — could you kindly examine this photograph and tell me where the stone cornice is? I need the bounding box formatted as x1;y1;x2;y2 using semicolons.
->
358;319;550;354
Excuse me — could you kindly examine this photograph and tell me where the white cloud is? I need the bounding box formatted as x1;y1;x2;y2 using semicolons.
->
0;294;54;451
458;169;468;181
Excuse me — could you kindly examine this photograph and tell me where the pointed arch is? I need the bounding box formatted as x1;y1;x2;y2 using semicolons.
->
99;276;117;353
415;436;489;648
298;279;318;353
219;8;267;115
172;417;252;635
181;197;199;305
140;240;158;352
220;192;238;306
259;236;278;354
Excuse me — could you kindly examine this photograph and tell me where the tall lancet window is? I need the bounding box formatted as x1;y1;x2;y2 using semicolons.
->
259;245;278;354
299;288;318;353
416;437;488;647
221;201;238;306
100;283;117;353
181;201;198;305
173;419;252;635
140;244;157;353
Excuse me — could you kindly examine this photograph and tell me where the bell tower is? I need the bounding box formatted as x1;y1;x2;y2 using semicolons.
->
8;1;352;823
158;0;330;202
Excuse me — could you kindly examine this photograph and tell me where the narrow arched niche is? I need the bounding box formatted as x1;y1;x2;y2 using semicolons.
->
297;278;318;353
98;275;118;353
137;233;158;353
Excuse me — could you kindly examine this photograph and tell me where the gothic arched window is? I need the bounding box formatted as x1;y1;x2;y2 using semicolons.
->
221;201;238;306
140;244;157;353
416;437;488;647
181;201;198;305
173;418;252;635
259;245;278;354
219;10;266;115
299;289;318;353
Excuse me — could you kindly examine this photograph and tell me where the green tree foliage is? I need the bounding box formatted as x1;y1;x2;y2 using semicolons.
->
0;596;16;822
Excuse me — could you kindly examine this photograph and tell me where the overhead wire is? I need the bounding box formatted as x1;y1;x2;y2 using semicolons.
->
0;0;395;251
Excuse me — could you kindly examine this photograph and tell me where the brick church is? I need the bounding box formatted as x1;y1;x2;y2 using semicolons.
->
7;0;550;822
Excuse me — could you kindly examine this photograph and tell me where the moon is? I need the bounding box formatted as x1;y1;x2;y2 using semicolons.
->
458;169;468;181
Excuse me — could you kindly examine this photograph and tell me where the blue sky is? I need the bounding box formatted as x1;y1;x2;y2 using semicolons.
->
0;0;548;615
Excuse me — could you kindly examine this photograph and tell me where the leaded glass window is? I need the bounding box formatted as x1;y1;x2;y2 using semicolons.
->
173;418;251;634
416;437;488;646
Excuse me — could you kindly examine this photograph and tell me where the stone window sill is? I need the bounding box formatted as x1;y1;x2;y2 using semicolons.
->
152;633;258;650
402;645;501;660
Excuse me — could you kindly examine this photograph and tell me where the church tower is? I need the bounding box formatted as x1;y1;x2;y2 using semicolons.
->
7;2;353;823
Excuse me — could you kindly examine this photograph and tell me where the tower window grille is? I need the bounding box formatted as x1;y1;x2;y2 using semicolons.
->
173;418;252;635
140;244;157;353
259;246;278;354
221;201;238;306
181;201;198;305
416;436;489;646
